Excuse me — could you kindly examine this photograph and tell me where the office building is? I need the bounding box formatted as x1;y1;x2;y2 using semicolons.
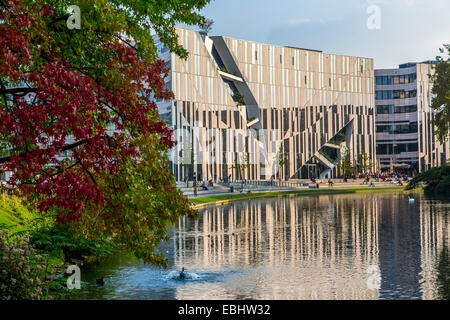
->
156;27;376;181
375;62;449;173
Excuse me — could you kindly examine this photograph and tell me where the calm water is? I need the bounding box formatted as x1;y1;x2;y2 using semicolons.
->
71;192;449;300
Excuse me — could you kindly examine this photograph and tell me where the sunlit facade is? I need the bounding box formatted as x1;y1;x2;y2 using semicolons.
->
375;62;450;173
156;27;376;181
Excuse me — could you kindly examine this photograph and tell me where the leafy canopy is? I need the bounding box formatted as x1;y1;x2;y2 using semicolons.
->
0;0;209;266
430;44;450;142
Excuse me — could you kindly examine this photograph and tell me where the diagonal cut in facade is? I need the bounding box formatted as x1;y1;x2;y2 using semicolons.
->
155;27;376;181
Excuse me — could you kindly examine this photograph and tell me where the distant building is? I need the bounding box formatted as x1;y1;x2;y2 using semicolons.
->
156;27;376;181
375;61;449;174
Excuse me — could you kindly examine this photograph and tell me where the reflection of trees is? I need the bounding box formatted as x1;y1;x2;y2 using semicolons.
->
436;245;450;300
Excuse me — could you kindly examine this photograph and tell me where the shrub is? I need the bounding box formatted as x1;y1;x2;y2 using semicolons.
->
407;165;450;196
29;223;117;262
232;92;245;105
0;229;54;300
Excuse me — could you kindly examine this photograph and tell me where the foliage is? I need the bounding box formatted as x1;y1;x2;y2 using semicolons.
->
329;133;346;146
71;135;196;267
220;66;229;73
199;18;214;35
276;145;288;179
337;148;355;177
319;150;334;164
358;151;372;174
232;92;245;105
430;44;450;142
0;0;209;265
29;223;117;262
406;165;450;196
0;190;36;233
0;229;55;300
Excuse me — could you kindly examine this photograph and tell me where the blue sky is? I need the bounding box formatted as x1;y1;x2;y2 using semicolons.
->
194;0;450;68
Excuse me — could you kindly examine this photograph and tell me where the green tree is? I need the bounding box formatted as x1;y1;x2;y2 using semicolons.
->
430;44;450;142
0;0;210;267
338;148;354;177
199;18;214;35
276;145;288;180
406;164;450;197
358;151;372;174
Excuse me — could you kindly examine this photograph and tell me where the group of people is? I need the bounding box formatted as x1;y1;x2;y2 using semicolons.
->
184;172;217;196
322;171;411;188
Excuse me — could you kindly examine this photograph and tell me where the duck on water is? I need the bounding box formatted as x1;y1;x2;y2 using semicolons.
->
178;267;187;280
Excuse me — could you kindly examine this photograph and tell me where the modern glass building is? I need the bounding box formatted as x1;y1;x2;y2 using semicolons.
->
375;62;449;174
156;27;377;181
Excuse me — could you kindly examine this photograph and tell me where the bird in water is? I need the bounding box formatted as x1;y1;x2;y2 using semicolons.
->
178;267;186;280
96;277;105;286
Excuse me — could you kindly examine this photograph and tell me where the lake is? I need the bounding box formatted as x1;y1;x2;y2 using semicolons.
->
70;192;449;300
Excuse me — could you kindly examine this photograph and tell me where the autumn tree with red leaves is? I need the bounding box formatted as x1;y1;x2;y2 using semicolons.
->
0;0;210;266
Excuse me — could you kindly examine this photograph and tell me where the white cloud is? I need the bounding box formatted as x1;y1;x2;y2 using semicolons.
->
287;18;312;25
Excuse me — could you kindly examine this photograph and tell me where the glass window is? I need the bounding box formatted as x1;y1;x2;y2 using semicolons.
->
376;91;393;100
377;105;393;114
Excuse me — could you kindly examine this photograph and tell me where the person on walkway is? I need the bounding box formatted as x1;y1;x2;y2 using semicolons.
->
328;179;334;187
193;180;198;196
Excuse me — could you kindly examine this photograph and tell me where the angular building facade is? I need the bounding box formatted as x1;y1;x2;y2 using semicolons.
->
375;62;449;174
156;27;376;181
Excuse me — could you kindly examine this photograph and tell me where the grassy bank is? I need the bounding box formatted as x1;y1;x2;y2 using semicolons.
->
0;192;118;299
0;193;36;233
190;187;407;206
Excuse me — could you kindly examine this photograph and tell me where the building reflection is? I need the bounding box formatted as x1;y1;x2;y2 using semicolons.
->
172;193;448;300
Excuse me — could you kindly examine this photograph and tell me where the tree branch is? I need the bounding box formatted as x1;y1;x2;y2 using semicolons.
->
0;138;90;165
0;87;36;96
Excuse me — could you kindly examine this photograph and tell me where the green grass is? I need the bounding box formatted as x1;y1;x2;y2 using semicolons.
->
190;187;407;205
0;193;36;233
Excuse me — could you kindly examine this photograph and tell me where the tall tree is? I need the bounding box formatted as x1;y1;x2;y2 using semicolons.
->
338;147;354;177
430;44;450;142
0;0;210;267
358;151;372;174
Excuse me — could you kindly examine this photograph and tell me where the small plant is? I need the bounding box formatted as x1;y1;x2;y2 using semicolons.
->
232;92;245;105
0;229;55;300
199;18;214;35
219;66;229;73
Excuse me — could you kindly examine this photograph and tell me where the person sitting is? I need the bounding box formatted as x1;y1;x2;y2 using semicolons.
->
328;179;334;187
200;181;208;191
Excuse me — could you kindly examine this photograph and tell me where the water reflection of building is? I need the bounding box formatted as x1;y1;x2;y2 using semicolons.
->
172;194;448;300
377;194;422;299
173;194;381;299
419;200;449;300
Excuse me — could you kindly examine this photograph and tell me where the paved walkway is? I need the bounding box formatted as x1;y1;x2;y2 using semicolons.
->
178;179;406;199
